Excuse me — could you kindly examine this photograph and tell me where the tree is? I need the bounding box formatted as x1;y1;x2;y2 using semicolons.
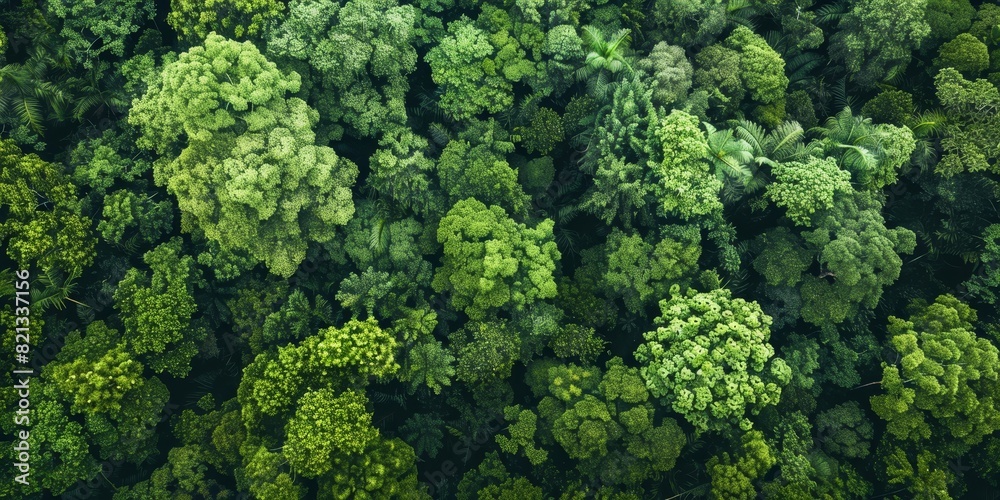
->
766;156;853;226
694;26;788;116
600;226;701;315
129;34;358;278
575;25;634;97
650;0;727;47
964;224;1000;305
702;122;756;199
815;402;874;459
521;107;564;155
40;321;171;464
44;0;154;65
254;288;332;354
871;295;1000;446
341;201;435;316
706;430;775;500
829;0;931;87
452;321;522;384
114;238;206;377
579;76;662;227
309;319;400;382
9;399;97;496
811;107;917;190
724;26;788;106
425;19;521;120
367;128;444;218
862;89;915;125
925;0;976;43
634;286;791;434
399;413;445;459
403;339;455;395
284;388;379;478
98;190;173;245
433;198;560;320
880;444;955;500
934;33;990;76
337;267;394;319
650;109;723;220
496;406;548;465
803;191;916;324
0;139;95;271
933;67;1000;177
548;324;606;364
48;344;143;415
267;0;419;138
759;190;917;326
636;42;692;108
524;358;686;486
319;437;426;498
437;135;529;218
167;0;282;41
238;318;398;431
457;452;542;500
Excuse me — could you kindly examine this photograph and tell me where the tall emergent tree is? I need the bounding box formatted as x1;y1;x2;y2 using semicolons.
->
129;34;357;278
635;285;791;434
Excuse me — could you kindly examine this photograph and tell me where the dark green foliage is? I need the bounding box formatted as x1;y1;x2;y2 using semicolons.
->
862;89;914;125
15;3;1000;499
934;33;990;76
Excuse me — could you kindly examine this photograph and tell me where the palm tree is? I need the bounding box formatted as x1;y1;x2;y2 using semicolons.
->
733;118;812;189
0;32;74;134
575;26;635;98
31;267;87;313
810;107;881;175
704;122;755;199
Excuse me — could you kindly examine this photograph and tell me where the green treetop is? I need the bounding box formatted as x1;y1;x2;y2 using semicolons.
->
367;128;445;218
756;190;916;326
934;33;990;77
0;139;95;272
829;0;931;87
635;286;791;434
797;190;916;325
167;0;283;41
437;135;529;218
426;17;534;120
267;0;419;138
766;157;853;226
694;26;788;118
934;67;1000;177
113;238;206;377
44;0;154;65
636;42;693;108
129;34;358;278
871;295;1000;446
520;358;686;487
433;198;560;320
650;109;723;221
600;226;702;315
320;437;426;499
283;388;379;478
706;430;776;500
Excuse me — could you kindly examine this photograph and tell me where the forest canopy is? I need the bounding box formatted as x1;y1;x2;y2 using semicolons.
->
2;0;1000;498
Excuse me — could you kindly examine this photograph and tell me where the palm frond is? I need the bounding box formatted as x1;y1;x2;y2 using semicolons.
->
906;109;947;138
814;0;849;25
785;52;824;85
370;218;390;254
